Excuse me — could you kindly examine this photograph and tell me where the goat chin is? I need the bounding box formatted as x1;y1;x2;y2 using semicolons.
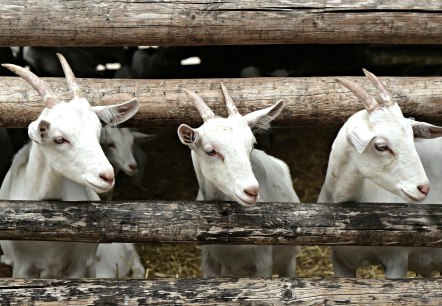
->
84;177;114;194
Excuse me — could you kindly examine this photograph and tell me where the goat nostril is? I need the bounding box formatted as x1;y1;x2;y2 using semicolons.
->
99;171;115;184
244;187;259;198
418;184;430;195
129;164;138;171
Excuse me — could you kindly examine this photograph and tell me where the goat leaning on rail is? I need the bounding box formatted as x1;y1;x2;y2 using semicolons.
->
178;84;300;277
318;69;442;278
0;54;139;278
359;123;442;277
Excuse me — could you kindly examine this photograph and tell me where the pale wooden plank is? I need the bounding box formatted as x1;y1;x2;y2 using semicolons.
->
0;1;441;46
0;77;441;127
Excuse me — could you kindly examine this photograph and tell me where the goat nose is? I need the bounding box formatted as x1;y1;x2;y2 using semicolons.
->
99;171;115;184
244;186;259;198
417;184;430;196
129;163;138;172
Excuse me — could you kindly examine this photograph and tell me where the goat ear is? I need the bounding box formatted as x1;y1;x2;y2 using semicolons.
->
244;100;284;131
28;119;51;144
346;125;375;154
177;124;200;147
93;99;140;125
411;120;442;139
132;131;156;143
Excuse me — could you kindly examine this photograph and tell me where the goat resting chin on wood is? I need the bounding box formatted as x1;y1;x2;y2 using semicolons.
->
0;54;139;278
178;84;300;278
318;69;442;278
348;126;442;278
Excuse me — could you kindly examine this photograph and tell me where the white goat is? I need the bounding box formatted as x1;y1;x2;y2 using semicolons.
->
95;243;145;278
318;69;441;278
97;128;153;278
358;134;442;277
101;128;154;177
0;54;140;278
407;136;442;276
178;84;300;277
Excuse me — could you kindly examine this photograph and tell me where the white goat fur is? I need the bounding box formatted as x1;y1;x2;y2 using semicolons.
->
334;136;442;277
95;243;145;278
97;128;152;277
318;71;441;278
101;128;154;177
0;55;140;278
178;85;300;277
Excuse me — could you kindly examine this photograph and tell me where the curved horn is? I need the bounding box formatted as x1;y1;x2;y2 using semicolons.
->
220;83;238;116
362;68;393;107
183;88;215;122
2;63;59;108
56;53;81;99
336;78;379;113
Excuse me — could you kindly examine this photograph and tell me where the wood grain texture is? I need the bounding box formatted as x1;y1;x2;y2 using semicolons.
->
0;277;441;305
1;200;442;246
0;76;441;127
0;1;441;46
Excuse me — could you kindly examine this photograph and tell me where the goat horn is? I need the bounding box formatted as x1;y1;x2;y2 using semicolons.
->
362;68;393;107
56;53;82;99
220;83;239;116
183;88;216;122
2;63;59;108
336;78;379;113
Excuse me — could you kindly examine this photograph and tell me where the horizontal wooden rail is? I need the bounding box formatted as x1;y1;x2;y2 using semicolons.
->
0;278;441;304
0;1;442;46
1;200;442;246
0;77;441;127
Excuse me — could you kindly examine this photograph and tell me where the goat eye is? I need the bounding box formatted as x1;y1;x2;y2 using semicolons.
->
108;143;116;148
206;149;217;156
54;137;67;145
375;143;388;152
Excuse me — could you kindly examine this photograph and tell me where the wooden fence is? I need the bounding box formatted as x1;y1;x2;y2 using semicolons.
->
1;0;442;304
1;201;442;304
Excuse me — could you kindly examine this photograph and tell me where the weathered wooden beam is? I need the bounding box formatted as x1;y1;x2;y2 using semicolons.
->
1;200;442;246
0;277;440;304
0;77;441;127
0;1;441;46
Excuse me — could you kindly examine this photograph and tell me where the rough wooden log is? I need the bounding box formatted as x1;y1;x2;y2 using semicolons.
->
1;200;442;247
0;277;441;304
0;77;441;127
0;1;441;46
